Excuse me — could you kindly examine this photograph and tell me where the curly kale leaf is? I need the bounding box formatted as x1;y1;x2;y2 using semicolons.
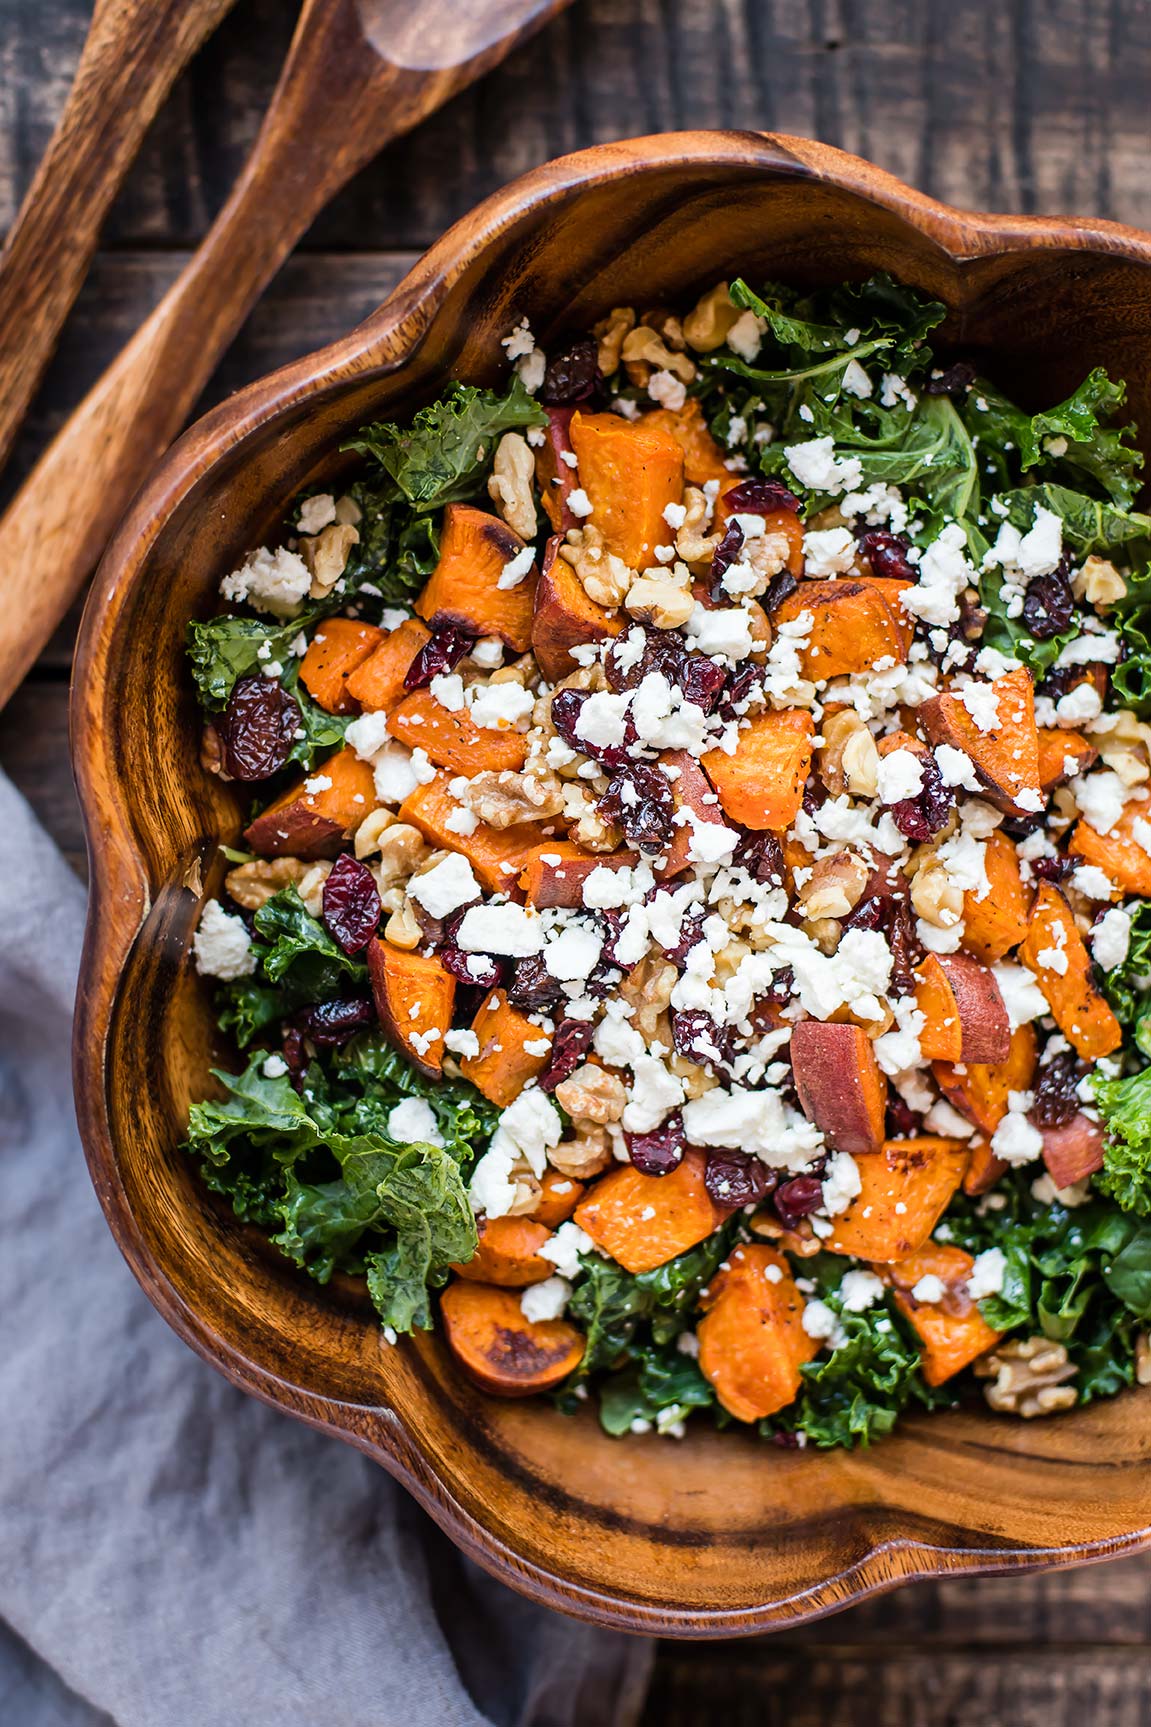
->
251;887;367;999
964;369;1143;509
346;378;547;513
1102;902;1151;1026
597;1345;716;1438
1094;1066;1151;1217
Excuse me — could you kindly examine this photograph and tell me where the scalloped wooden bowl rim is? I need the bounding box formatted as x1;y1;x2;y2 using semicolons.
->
71;130;1151;1637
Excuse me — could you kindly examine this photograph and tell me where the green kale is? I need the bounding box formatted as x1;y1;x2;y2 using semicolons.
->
280;664;352;769
252;887;367;999
1094;1066;1151;1216
213;977;283;1049
964;369;1143;509
187;612;318;711
770;1303;940;1450
1103;902;1151;1025
346;378;547;513
597;1345;716;1438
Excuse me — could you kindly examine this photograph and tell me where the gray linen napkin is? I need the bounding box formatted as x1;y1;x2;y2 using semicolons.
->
0;772;653;1727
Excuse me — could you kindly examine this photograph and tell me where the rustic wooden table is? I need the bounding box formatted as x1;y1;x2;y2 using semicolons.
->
3;0;1151;1717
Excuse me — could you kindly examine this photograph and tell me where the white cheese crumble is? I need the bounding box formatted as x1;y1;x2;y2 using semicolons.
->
192;900;255;981
407;853;480;919
386;1098;444;1148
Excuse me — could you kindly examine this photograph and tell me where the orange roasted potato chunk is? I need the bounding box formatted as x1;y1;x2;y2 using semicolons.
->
1019;881;1122;1058
367;939;455;1079
568;410;684;568
344;616;431;711
883;1246;1002;1386
774;579;908;677
826;1138;970;1262
933;1022;1037;1137
440;1281;584;1396
920;666;1040;815
961;830;1031;963
574;1147;724;1274
452;1216;555;1288
244;745;376;858
400;772;553;895
697;1244;817;1422
459;989;551;1107
701;709;814;830
415;503;537;652
387;687;528;775
299;617;384;713
1070;788;1151;897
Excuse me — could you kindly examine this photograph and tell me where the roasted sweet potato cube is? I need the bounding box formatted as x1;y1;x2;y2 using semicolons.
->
299;617;384;713
1037;727;1098;793
244;745;377;857
791;1020;887;1155
1041;1114;1106;1188
344;616;431;712
440;1281;584;1396
884;1246;1002;1386
1070;789;1151;897
961;830;1031;963
1019;882;1122;1058
530;1168;586;1228
963;1136;1008;1197
826;1138;970;1262
919;666;1040;815
387;688;528;775
415;502;537;652
657;750;732;878
531;533;624;683
520;841;639;908
451;1216;555;1287
400;773;551;894
459;989;551;1107
367;938;456;1078
641;397;732;488
574;1147;724;1275
914;953;1011;1064
568;410;684;568
701;709;814;830
774;579;908;677
933;1022;1037;1136
697;1244;817;1422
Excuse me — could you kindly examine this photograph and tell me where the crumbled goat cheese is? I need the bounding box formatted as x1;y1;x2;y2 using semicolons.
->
456;903;543;957
567;488;594;518
543;923;604;982
821;1152;862;1217
900;523;975;628
497;544;536;590
839;1269;885;1312
840;359;873;399
876;747;924;804
387;1098;444;1148
1093;905;1132;970
521;1277;571;1322
408;853;480;919
468;681;535;730
683;603;756;660
965;1247;1007;1301
344;710;393;762
783;436;863;497
193;900;255;981
1072;864;1117;901
726;310;766;362
648;369;687;410
802;525;856;577
539;1220;594;1280
991;1101;1045;1165
959;681;1001;734
621;1055;687;1134
992;962;1050;1028
801;1299;843;1344
373;742;431;805
298;493;336;534
219;544;311;618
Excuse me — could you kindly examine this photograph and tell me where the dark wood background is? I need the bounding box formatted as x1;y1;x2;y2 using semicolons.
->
4;0;1151;1717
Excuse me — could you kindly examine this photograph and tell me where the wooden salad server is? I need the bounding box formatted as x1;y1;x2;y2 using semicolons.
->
0;0;573;709
0;0;241;475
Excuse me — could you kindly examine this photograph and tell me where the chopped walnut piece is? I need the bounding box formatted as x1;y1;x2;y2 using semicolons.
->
560;523;635;608
458;768;565;829
200;723;231;780
593;305;636;376
571;803;621;853
301;522;359;598
226;855;311;910
624;570;694;629
620;955;677;1042
549;1125;612;1179
669;1053;720;1099
487;432;538;540
383;899;422;951
798;851;870;920
973;1335;1078;1418
504;1159;543;1216
801;916;843;956
554;1063;628;1125
1074;554;1127;609
353;807;396;859
674;485;720;567
819;708;880;798
909;854;965;928
620;324;697;387
372;823;431;891
682;282;741;353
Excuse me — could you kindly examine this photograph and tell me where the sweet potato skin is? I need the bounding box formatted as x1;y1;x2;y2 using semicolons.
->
774;579;908;678
915;953;1011;1064
299;618;384;714
697;1244;817;1422
531;533;623;683
440;1280;585;1396
387;688;528;776
244;745;377;858
536;408;577;534
963;1136;1008;1197
933;1022;1037;1137
1070;789;1151;897
459;989;551;1107
1041;1115;1105;1188
367;938;456;1079
791;1020;887;1155
961;830;1031;963
415;503;536;652
520;841;639;909
400;773;550;895
884;1246;1002;1386
826;1138;970;1261
919;667;1040;815
657;750;731;879
574;1147;725;1275
701;709;815;830
452;1216;555;1287
1019;881;1122;1058
568;410;685;568
344;617;431;712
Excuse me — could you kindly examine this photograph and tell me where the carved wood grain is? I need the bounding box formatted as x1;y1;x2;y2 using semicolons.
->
70;131;1151;1636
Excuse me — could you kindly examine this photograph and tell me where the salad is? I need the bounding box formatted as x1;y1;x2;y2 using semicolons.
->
186;273;1151;1448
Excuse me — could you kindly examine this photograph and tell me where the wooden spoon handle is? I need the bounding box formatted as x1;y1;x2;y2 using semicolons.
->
0;0;238;476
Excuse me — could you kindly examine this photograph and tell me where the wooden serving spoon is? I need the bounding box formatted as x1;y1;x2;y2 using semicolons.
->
0;0;573;709
0;0;241;478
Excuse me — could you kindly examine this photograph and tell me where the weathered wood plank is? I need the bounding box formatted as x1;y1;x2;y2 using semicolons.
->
5;0;1151;253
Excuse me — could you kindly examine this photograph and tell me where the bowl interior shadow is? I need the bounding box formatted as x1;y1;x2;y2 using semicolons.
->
76;138;1151;1634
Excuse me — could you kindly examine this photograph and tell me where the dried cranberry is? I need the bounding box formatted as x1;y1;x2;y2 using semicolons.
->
1030;1050;1085;1129
886;1094;919;1137
1001;812;1045;840
403;624;473;690
857;529;916;585
722;478;800;516
1032;854;1074;883
598;763;675;853
605;628;684;693
219;676;299;782
321;853;382;955
758;964;795;1010
538;1018;594;1093
584;957;624;1000
762;569;799;615
890;750;953;842
704;1149;773;1208
671;1009;733;1072
506;954;565;1013
720;661;766;718
677;655;727;713
551;686;638;769
281;1025;307;1079
773;1174;824;1230
661;901;706;968
923;360;975;397
841;894;885;934
626;1114;686;1176
733;830;785;887
708;520;745;599
771;1430;804;1450
296;996;375;1047
1041;665;1106;704
802;778;826;818
542;338;602;405
1022;561;1075;641
886;899;921;997
440;946;502;991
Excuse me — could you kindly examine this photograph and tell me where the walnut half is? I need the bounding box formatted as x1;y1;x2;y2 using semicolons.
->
973;1335;1078;1418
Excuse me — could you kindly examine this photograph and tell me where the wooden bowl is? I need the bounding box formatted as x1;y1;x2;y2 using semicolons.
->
73;132;1151;1636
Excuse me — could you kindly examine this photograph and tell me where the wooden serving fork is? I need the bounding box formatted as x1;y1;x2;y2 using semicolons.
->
0;0;573;708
